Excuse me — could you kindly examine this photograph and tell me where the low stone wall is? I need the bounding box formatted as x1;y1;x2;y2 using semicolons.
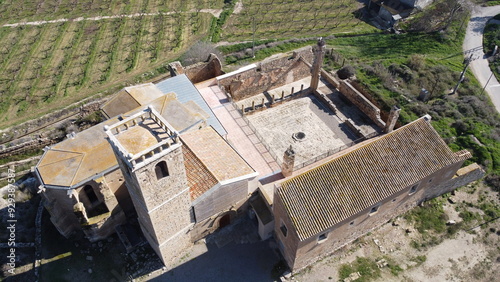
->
320;69;340;88
0;138;55;158
345;118;365;138
313;88;337;114
339;80;385;128
218;47;313;101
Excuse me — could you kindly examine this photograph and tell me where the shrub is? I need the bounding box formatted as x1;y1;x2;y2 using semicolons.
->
337;65;356;79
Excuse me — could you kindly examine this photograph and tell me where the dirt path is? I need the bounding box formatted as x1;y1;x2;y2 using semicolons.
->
1;9;222;28
464;4;500;112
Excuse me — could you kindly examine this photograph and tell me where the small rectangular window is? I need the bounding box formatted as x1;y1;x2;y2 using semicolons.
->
155;161;169;180
280;222;288;237
318;233;328;242
350;221;355;226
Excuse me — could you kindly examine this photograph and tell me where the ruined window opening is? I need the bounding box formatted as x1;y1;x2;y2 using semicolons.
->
370;204;380;215
84;185;99;205
280;221;288;237
409;184;418;195
155;161;169;180
318;232;328;243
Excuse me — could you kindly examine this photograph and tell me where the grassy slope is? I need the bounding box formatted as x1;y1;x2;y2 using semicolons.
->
324;23;500;177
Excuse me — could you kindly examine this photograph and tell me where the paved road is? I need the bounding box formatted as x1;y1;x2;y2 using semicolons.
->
464;4;500;112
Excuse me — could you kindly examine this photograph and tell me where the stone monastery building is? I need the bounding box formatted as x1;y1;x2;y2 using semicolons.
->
35;39;484;271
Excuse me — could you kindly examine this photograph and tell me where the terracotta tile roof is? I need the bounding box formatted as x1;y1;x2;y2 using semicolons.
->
36;117;119;188
277;117;470;240
101;83;164;118
181;126;256;182
183;145;218;201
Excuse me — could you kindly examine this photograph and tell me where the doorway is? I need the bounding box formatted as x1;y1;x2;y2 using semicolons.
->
219;213;231;229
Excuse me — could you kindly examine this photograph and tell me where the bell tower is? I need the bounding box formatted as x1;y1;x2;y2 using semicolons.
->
105;106;193;266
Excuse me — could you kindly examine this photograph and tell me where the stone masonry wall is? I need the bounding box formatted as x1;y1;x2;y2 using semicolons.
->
279;161;482;272
184;54;224;83
424;163;485;200
42;189;81;238
218;47;313;101
273;189;301;270
339;80;386;128
169;54;224;84
109;140;193;266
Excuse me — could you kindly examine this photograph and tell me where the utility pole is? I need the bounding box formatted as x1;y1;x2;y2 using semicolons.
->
252;17;256;58
451;54;473;94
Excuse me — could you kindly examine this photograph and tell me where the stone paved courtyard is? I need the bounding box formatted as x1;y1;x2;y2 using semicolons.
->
245;94;357;167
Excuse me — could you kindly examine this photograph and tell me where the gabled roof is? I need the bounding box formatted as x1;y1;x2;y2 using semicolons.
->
277;116;471;241
181;126;256;183
183;145;218;201
155;74;227;136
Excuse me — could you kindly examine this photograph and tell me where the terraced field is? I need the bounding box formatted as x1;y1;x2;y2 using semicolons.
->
223;0;372;41
0;0;223;25
0;0;374;129
0;0;220;128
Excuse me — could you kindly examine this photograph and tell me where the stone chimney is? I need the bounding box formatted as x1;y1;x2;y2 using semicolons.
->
385;106;401;133
281;145;295;177
310;37;326;91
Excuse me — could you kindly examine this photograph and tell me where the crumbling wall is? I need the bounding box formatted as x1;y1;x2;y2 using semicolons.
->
169;54;224;84
424;163;485;200
339;80;385;128
42;189;81;238
218;47;313;101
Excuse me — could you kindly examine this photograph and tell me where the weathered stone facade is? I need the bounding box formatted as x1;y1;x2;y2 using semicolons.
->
276;161;484;272
217;47;313;101
105;109;194;266
339;79;386;128
41;169;128;242
273;117;485;272
170;54;224;84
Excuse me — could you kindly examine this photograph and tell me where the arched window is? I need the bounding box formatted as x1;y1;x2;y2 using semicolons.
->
155;161;169;180
84;185;99;204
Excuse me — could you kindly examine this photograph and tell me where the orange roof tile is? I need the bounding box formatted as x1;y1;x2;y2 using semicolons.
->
277;117;470;240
